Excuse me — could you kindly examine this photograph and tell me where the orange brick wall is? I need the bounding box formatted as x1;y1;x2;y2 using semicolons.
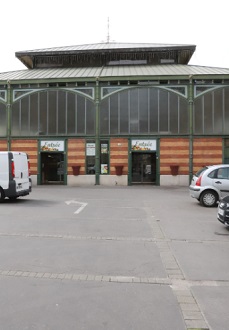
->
160;138;189;175
110;138;128;175
68;139;85;175
0;140;8;151
11;140;38;175
193;138;222;172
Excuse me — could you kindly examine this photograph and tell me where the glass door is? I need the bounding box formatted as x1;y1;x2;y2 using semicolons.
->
41;152;64;184
131;153;156;184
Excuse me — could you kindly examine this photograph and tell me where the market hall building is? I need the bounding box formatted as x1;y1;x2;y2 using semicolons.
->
0;42;229;186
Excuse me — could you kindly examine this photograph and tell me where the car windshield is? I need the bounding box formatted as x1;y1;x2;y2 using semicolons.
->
194;166;208;177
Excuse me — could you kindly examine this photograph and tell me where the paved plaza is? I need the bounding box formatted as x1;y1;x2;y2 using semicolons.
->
0;185;228;330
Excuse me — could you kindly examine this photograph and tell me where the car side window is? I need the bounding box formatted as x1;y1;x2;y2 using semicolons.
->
216;168;229;179
208;169;218;178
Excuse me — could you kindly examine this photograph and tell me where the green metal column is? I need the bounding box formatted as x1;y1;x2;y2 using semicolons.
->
188;78;194;184
95;79;100;185
6;80;12;151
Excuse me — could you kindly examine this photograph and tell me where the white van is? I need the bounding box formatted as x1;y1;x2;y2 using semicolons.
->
0;151;32;201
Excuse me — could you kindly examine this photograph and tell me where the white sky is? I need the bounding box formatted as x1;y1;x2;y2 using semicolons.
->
1;0;228;73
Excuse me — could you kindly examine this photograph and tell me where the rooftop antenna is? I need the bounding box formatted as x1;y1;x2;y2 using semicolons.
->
107;17;110;43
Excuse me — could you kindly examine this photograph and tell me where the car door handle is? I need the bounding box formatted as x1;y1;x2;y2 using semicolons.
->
215;181;222;184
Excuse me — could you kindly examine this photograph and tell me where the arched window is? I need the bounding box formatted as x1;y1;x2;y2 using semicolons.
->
100;87;188;135
194;86;229;134
11;90;95;136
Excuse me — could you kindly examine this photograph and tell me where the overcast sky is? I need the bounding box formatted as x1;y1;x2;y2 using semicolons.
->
1;0;228;73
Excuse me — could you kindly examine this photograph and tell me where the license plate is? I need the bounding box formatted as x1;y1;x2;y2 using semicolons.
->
218;208;224;216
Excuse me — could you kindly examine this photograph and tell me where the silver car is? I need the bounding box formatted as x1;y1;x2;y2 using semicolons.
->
189;164;229;207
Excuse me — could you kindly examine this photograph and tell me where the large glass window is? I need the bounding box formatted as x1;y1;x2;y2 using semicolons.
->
100;87;188;135
0;102;6;136
194;86;229;134
11;90;95;136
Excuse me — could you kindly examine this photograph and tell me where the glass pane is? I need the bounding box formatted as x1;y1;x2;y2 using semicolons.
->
67;92;76;134
30;93;39;135
130;89;138;133
77;95;86;134
169;92;178;134
100;98;109;135
39;91;48;135
120;91;128;133
48;91;57;134
225;88;229;134
86;100;95;134
0;103;6;136
149;88;159;133
110;93;118;134
58;91;66;134
194;97;203;134
100;141;109;174
203;93;213;134
159;90;168;132
179;97;189;134
213;89;223;134
139;88;149;133
20;97;29;135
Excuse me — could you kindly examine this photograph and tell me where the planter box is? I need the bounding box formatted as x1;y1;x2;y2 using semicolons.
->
72;165;81;176
170;165;179;176
115;165;124;176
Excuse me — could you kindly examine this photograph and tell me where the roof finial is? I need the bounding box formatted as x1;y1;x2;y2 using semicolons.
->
107;17;110;43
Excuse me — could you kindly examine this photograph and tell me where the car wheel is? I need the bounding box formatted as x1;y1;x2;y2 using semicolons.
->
0;187;5;202
200;190;218;207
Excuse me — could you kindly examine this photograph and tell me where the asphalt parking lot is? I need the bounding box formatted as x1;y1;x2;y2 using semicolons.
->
0;185;228;330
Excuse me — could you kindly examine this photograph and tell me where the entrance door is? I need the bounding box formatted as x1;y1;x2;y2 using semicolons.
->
131;152;156;184
41;152;64;184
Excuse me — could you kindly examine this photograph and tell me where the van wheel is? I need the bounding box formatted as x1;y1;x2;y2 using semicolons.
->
0;188;5;202
200;190;218;207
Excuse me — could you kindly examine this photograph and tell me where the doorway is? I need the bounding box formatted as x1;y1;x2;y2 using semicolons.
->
41;152;64;184
131;152;156;184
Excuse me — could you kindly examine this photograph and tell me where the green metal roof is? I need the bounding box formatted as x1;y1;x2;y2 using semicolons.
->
15;42;196;69
1;65;229;83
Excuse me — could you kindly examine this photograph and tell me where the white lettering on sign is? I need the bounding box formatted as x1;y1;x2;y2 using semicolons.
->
131;140;156;151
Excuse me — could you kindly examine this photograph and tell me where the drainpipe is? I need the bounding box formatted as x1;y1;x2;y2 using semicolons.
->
95;77;100;185
188;76;194;183
6;80;12;151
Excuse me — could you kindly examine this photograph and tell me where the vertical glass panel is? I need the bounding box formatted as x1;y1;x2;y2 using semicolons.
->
169;92;179;134
203;93;213;134
225;87;229;134
149;88;159;133
110;93;118;134
100;141;109;174
77;95;86;134
100;98;109;135
0;103;6;136
20;97;29;135
12;102;20;136
86;100;95;134
130;89;138;133
159;89;168;132
39;91;48;135
194;97;203;134
58;91;66;134
48;91;57;134
139;88;149;133
213;88;223;134
67;92;76;134
120;91;129;134
30;93;39;135
179;97;189;134
86;141;95;174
